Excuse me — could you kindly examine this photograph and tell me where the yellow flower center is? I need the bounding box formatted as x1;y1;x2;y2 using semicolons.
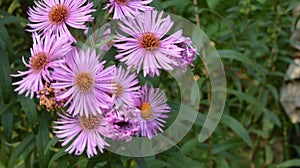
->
79;115;100;130
141;102;153;120
116;83;123;98
75;72;94;93
49;4;68;24
140;32;160;51
31;52;48;72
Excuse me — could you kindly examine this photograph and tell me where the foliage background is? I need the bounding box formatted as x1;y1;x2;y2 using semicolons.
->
1;0;300;167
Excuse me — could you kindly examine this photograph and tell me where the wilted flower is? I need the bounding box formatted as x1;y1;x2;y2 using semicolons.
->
105;106;140;142
173;37;197;71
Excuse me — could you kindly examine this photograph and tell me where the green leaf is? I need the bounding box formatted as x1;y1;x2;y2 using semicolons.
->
226;88;267;112
0;11;27;25
0;50;12;103
146;160;172;168
218;49;266;74
1;108;13;141
134;157;147;168
212;137;244;155
18;96;38;126
71;158;88;168
276;159;300;168
0;134;10;167
44;137;58;156
266;84;279;103
221;114;254;147
8;134;35;168
48;149;67;168
213;156;229;168
36;112;50;168
180;139;199;155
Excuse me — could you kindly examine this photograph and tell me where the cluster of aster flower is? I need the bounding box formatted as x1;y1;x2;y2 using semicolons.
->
12;0;197;158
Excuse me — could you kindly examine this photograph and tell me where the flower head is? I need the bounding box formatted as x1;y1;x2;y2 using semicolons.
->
54;112;109;158
173;37;197;71
104;0;153;19
111;66;140;108
11;33;71;98
105;106;140;142
114;10;184;77
134;85;171;138
28;0;95;40
52;48;115;116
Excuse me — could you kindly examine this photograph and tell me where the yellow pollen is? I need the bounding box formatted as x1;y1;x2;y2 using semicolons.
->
31;52;48;72
79;115;100;130
75;72;94;93
141;102;153;120
140;32;160;51
115;0;129;5
49;4;68;24
116;83;123;97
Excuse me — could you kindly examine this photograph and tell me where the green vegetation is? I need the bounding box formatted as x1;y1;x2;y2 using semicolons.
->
0;0;300;167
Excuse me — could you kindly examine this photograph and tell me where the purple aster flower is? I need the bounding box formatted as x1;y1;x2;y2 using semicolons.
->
111;66;140;108
52;48;116;117
105;106;140;142
134;85;171;138
28;0;95;40
11;33;72;98
114;10;184;77
54;112;109;158
103;0;153;19
173;37;197;71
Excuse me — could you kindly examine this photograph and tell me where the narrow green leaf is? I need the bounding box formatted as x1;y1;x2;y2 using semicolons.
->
18;96;38;126
44;137;58;156
36;112;50;168
0;50;12;103
1;108;13;141
266;84;279;103
48;149;67;168
212;137;244;154
276;159;300;168
146;160;172;168
0;14;27;25
8;134;34;168
180;139;199;155
134;157;147;168
213;156;229;168
0;134;10;167
221;114;253;147
226;88;267;112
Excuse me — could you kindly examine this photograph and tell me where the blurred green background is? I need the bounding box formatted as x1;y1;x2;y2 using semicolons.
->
1;0;300;167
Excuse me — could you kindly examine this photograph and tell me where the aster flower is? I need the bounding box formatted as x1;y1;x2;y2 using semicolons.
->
111;66;140;108
52;48;115;116
11;32;72;98
28;0;95;40
54;112;109;158
135;85;171;138
173;37;197;71
114;10;184;77
103;0;153;19
105;106;140;142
